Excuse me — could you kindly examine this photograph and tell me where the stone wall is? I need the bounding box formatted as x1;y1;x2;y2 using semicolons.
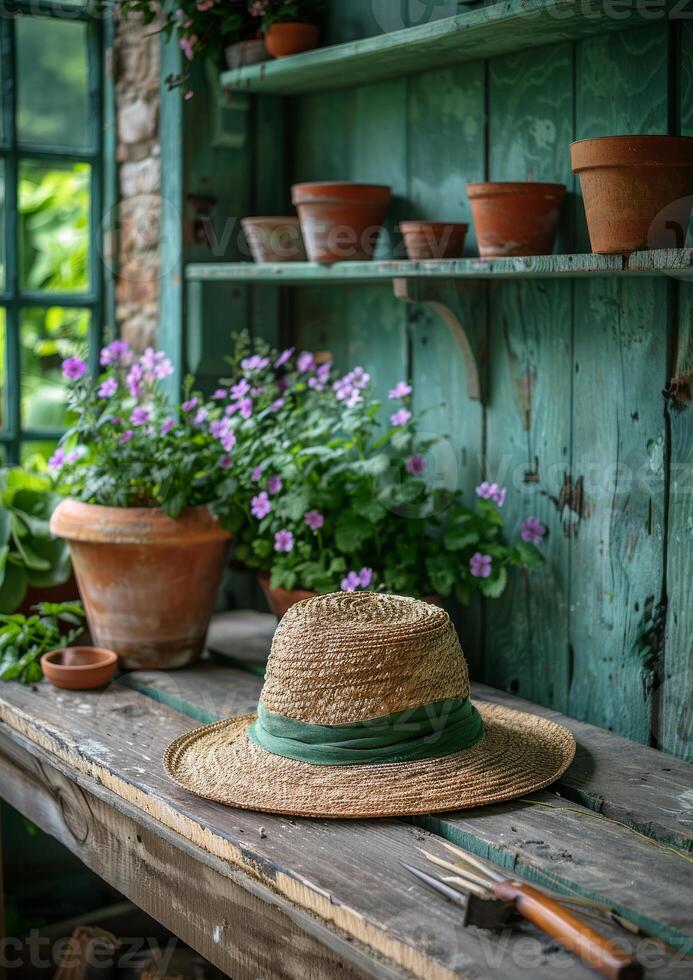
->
114;7;161;350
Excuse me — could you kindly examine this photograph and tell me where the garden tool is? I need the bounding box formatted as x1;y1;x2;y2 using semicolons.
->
403;845;644;980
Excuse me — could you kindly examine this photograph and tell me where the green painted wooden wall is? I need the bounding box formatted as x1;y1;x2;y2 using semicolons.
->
182;5;692;762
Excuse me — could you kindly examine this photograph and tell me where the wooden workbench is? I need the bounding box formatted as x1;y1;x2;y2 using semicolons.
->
0;612;691;979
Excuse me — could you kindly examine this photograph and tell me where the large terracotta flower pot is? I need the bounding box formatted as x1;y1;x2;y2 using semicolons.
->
571;135;693;253
399;221;468;260
241;216;307;263
50;500;231;670
467;182;566;258
265;23;319;58
258;573;443;619
292;182;392;262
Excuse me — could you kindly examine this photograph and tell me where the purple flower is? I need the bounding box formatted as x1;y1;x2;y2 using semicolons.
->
351;366;370;390
62;356;88;381
161;417;175;435
197;0;214;9
131;407;150;426
193;407;208;427
231;379;250;400
252;466;262;481
388;380;412;400
219;455;233;469
182;398;198;413
179;33;197;60
358;567;373;588
118;430;134;445
274;529;294;553
267;475;282;495
341;571;361;592
212;388;227;399
270;397;285;412
521;516;547;543
100;340;132;367
221;431;237;453
405;454;426;476
345;389;363;409
48;448;65;471
209;418;227;438
98;377;118;399
297;351;315;373
239;398;253;420
240;354;269;372
126;363;143;398
274;346;295;369
470;552;492;579
476;482;506;506
140;347;173;381
251;491;271;520
390;408;412;427
305;510;324;531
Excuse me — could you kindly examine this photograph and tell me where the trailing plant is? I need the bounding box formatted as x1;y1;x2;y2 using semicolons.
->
0;601;85;684
256;0;325;29
209;333;547;601
52;341;236;519
0;467;72;614
118;0;263;93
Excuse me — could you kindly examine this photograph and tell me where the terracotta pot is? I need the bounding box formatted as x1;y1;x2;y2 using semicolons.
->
41;646;118;691
399;221;468;260
241;216;307;263
265;22;319;58
224;39;270;69
571;135;693;254
467;182;566;258
258;573;443;619
292;182;392;263
50;501;231;670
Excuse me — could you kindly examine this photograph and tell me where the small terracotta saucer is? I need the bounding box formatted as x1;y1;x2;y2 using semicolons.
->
41;646;118;690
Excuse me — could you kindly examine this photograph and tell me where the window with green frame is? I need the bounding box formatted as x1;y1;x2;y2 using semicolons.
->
0;0;105;465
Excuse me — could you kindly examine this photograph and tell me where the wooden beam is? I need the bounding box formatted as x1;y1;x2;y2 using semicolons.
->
219;0;674;96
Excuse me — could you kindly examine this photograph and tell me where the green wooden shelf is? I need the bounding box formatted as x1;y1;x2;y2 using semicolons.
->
220;0;672;95
186;249;693;284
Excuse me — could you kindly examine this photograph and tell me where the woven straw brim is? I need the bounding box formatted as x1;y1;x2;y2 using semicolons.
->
164;701;576;818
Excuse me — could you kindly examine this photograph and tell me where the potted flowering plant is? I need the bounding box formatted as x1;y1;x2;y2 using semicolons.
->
257;0;325;58
119;0;266;95
49;342;235;670
213;334;546;617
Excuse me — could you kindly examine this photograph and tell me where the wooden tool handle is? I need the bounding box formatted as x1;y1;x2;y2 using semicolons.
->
494;881;642;980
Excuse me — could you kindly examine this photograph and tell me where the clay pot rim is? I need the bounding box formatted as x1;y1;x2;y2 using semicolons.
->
50;499;231;545
399;221;469;232
241;216;301;225
467;182;566;198
570;134;693;170
42;646;118;671
266;21;319;31
292;182;392;206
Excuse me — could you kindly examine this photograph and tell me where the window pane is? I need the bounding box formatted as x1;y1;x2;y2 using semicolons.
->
16;17;89;149
0;307;5;431
20;306;89;431
19;161;90;293
0;160;4;290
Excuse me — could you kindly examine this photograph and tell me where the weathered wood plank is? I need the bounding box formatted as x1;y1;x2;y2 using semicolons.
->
220;0;674;96
407;61;486;673
116;667;693;957
483;41;574;711
661;21;693;763
568;25;670;745
123;664;693;855
0;678;604;980
185;249;693;283
0;730;384;980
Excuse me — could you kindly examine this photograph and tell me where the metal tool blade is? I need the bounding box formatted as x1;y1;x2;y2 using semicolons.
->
401;862;470;909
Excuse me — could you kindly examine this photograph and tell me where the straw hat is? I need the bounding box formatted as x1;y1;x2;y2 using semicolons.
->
165;592;575;818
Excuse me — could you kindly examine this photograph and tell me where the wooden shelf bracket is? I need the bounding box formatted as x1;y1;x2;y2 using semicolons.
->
393;277;488;403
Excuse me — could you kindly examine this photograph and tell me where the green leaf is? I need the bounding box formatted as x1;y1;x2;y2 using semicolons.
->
251;538;272;559
269;566;297;591
443;527;480;551
334;512;371;553
425;556;455;597
0;509;10;547
479;566;508;599
513;541;544;568
0;564;28;613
